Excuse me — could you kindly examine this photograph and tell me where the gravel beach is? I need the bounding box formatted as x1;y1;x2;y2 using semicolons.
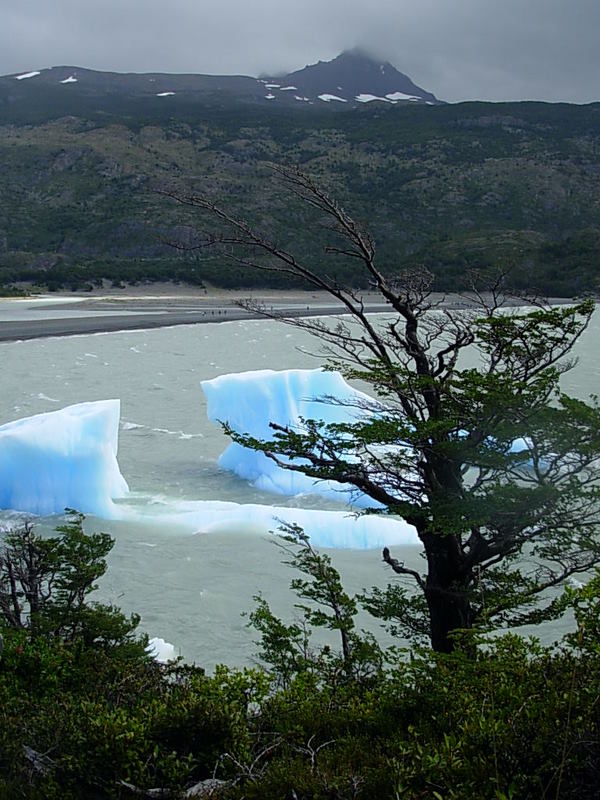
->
0;284;573;343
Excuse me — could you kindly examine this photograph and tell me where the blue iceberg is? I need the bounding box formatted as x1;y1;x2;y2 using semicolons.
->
128;497;417;550
0;400;129;518
202;368;381;508
0;391;418;550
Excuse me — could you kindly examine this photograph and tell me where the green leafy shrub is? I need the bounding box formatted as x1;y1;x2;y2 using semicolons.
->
2;518;599;798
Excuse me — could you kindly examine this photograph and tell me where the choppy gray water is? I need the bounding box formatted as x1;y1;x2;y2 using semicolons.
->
1;311;599;666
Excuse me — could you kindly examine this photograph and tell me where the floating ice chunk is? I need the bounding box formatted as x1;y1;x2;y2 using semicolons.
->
121;420;145;431
146;637;177;662
202;369;381;508
318;94;347;103
60;75;78;84
151;426;203;439
126;497;417;550
264;83;280;88
0;400;128;518
278;85;298;91
203;369;373;442
567;576;584;589
156;91;175;97
15;71;40;80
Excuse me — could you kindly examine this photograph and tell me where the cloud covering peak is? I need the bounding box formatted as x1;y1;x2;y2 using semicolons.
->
1;0;599;102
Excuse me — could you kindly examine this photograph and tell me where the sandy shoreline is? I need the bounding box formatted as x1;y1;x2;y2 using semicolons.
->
0;287;387;342
0;284;575;343
35;286;389;310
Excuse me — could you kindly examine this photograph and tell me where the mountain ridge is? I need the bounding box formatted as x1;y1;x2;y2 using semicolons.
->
0;51;598;297
0;50;440;111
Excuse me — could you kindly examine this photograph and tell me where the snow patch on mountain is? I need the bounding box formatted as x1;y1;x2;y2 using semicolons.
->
15;71;40;80
386;91;420;101
356;93;390;103
318;94;347;103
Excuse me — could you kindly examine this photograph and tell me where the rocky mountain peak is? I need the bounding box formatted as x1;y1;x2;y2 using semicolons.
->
264;49;439;105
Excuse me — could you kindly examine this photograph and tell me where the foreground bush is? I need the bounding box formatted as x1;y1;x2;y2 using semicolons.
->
2;627;598;799
1;519;599;798
216;633;599;800
0;632;266;798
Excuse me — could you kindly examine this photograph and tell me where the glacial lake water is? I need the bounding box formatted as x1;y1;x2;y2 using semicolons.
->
1;309;599;667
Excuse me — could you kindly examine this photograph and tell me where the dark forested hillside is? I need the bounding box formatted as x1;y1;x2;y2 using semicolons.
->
1;93;599;294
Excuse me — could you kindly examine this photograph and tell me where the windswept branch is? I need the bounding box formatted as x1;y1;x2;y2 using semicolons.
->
382;547;426;589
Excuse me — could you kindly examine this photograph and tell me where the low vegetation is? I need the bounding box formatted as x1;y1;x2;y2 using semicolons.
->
1;101;599;295
1;516;599;799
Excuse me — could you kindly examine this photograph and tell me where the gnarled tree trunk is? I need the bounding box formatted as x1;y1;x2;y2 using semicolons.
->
420;529;474;652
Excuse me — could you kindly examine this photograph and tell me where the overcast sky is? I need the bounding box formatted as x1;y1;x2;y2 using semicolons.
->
2;0;598;103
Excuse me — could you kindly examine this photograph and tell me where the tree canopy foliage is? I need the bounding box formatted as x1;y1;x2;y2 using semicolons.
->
166;166;600;652
0;511;144;654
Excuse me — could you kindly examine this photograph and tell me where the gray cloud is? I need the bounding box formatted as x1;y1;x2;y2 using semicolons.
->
1;0;599;102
